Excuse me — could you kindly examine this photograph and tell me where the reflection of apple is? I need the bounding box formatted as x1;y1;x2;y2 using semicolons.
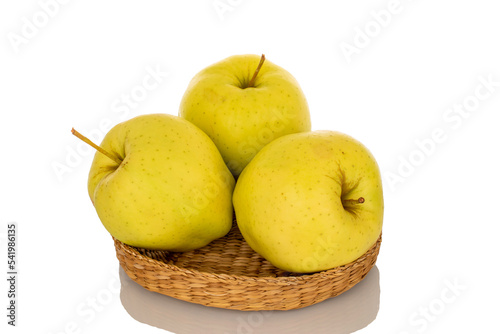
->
233;131;384;273
75;113;235;251
179;54;311;176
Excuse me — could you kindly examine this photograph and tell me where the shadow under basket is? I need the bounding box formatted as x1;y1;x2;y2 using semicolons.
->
114;220;382;311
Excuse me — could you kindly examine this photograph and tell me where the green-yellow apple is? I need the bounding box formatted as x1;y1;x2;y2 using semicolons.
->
178;54;311;176
76;113;235;251
233;131;384;273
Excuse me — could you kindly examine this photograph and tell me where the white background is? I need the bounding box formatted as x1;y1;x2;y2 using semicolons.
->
1;0;500;333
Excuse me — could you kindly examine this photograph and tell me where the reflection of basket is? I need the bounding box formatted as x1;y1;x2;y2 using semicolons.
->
114;220;382;311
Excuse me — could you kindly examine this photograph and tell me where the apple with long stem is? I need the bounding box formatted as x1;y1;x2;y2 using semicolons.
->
72;113;235;251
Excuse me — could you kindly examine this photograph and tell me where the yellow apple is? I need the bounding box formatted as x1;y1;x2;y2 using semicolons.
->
84;114;235;251
179;54;311;176
233;131;384;273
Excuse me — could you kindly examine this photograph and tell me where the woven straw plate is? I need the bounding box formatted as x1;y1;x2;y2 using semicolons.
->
114;219;381;311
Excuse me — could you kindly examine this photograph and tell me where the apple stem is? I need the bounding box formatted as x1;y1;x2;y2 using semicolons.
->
71;128;122;165
342;197;365;206
247;54;266;88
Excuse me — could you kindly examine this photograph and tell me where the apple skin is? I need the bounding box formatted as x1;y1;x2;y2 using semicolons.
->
232;131;384;273
88;114;235;251
179;54;311;176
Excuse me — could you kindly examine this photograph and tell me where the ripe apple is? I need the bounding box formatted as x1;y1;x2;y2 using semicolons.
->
179;54;311;176
233;131;384;273
74;114;235;251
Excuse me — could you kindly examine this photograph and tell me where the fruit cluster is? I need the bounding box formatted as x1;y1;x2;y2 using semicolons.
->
74;54;384;274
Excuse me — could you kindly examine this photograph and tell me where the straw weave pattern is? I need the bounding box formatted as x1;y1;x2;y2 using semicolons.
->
114;221;381;311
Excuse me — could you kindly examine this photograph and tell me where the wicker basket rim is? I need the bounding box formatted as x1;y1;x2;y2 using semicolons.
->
114;232;382;283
